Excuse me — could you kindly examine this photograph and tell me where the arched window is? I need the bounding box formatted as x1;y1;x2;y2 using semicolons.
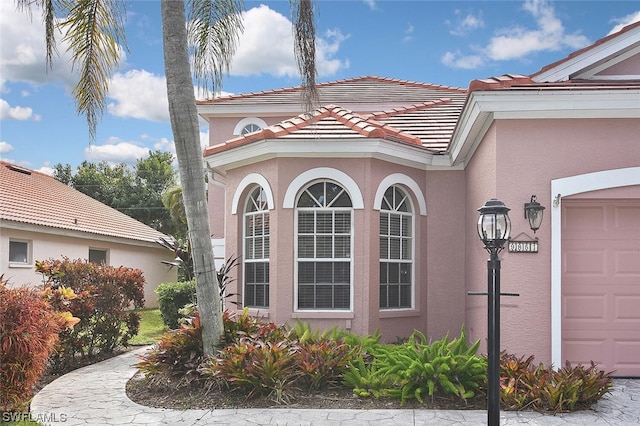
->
233;117;268;136
380;185;413;309
244;186;270;308
241;123;262;135
296;180;352;310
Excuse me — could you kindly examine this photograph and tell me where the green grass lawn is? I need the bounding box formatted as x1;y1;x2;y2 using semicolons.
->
129;308;167;345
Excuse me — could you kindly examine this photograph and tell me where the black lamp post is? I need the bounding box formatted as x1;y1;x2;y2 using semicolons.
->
477;198;511;426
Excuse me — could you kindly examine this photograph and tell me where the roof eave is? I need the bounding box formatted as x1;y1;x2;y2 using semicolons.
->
204;138;449;172
449;88;640;167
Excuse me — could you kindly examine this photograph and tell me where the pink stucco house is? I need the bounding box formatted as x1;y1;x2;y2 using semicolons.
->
0;161;177;307
198;22;640;376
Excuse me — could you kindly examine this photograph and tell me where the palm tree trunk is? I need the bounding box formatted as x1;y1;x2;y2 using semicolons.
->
160;0;222;355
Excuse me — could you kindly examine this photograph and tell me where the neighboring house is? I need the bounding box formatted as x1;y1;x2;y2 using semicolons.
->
197;22;640;376
0;161;177;307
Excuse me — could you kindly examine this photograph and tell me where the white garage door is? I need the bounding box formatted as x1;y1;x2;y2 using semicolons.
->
562;199;640;377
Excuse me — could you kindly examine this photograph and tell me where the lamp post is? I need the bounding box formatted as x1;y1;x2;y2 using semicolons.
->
477;199;511;426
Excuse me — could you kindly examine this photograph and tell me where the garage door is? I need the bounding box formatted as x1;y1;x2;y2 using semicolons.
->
562;199;640;377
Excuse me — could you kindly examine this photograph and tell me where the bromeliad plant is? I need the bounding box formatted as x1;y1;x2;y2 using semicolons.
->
499;352;613;413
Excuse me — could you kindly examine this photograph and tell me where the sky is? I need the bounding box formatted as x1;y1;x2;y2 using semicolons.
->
1;0;639;175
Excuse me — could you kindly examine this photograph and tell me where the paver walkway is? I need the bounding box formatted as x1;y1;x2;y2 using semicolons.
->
31;346;640;425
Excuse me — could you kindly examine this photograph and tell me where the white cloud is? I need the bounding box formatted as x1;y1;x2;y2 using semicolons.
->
441;51;484;69
363;0;376;11
107;70;169;122
448;10;485;36
443;0;592;69
230;5;348;78
84;139;150;165
486;0;590;61
0;2;77;90
0;98;40;121
0;141;14;154
608;11;640;35
37;165;55;176
402;24;415;43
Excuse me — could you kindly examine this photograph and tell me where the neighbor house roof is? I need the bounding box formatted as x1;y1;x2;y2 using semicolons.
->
0;161;168;244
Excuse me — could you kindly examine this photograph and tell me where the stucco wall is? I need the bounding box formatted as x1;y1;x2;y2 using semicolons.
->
0;227;177;307
465;117;640;364
220;156;442;341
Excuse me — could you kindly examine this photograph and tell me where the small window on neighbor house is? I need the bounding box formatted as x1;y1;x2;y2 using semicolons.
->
241;123;262;136
9;240;30;264
89;248;108;265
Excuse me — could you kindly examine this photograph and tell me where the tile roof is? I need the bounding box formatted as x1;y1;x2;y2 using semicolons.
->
198;76;467;110
0;161;168;244
203;104;449;157
201;76;467;154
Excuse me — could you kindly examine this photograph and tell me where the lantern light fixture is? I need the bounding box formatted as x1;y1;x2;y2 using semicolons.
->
524;195;545;234
477;198;511;253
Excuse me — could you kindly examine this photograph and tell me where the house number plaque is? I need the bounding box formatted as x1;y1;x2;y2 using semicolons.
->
508;240;538;253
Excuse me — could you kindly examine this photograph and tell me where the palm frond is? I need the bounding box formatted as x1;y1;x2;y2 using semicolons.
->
60;0;128;139
187;0;244;97
290;0;318;112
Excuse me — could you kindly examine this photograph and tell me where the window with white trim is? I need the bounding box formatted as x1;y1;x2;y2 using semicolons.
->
89;248;108;265
380;185;413;309
244;186;270;308
9;240;30;264
296;180;352;310
240;123;262;135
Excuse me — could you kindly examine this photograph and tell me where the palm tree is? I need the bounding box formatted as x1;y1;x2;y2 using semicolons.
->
19;0;317;355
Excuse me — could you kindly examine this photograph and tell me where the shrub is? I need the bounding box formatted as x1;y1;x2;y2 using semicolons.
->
36;258;145;370
156;280;196;329
499;352;613;413
135;312;204;388
0;279;65;411
202;338;300;404
344;327;486;406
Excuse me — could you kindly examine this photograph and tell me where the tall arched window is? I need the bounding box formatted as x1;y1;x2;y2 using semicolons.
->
296;180;352;310
380;185;413;309
244;186;270;308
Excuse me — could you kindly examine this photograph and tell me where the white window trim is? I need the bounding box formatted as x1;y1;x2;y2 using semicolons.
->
373;173;427;215
232;173;274;214
89;247;109;265
379;186;415;311
550;166;640;369
8;239;32;267
283;168;364;209
233;117;268;136
294;181;354;313
243;186;270;309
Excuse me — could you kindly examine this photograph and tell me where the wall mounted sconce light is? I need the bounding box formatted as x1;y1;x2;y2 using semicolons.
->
524;195;545;233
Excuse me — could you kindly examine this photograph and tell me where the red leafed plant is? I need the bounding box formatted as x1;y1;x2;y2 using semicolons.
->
36;258;145;371
0;276;78;412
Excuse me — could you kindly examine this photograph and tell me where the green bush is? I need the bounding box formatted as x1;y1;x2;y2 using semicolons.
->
156;280;196;329
343;326;486;405
0;280;62;411
36;258;144;371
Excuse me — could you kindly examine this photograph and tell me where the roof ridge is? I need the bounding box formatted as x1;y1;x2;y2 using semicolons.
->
367;98;453;118
198;76;467;104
